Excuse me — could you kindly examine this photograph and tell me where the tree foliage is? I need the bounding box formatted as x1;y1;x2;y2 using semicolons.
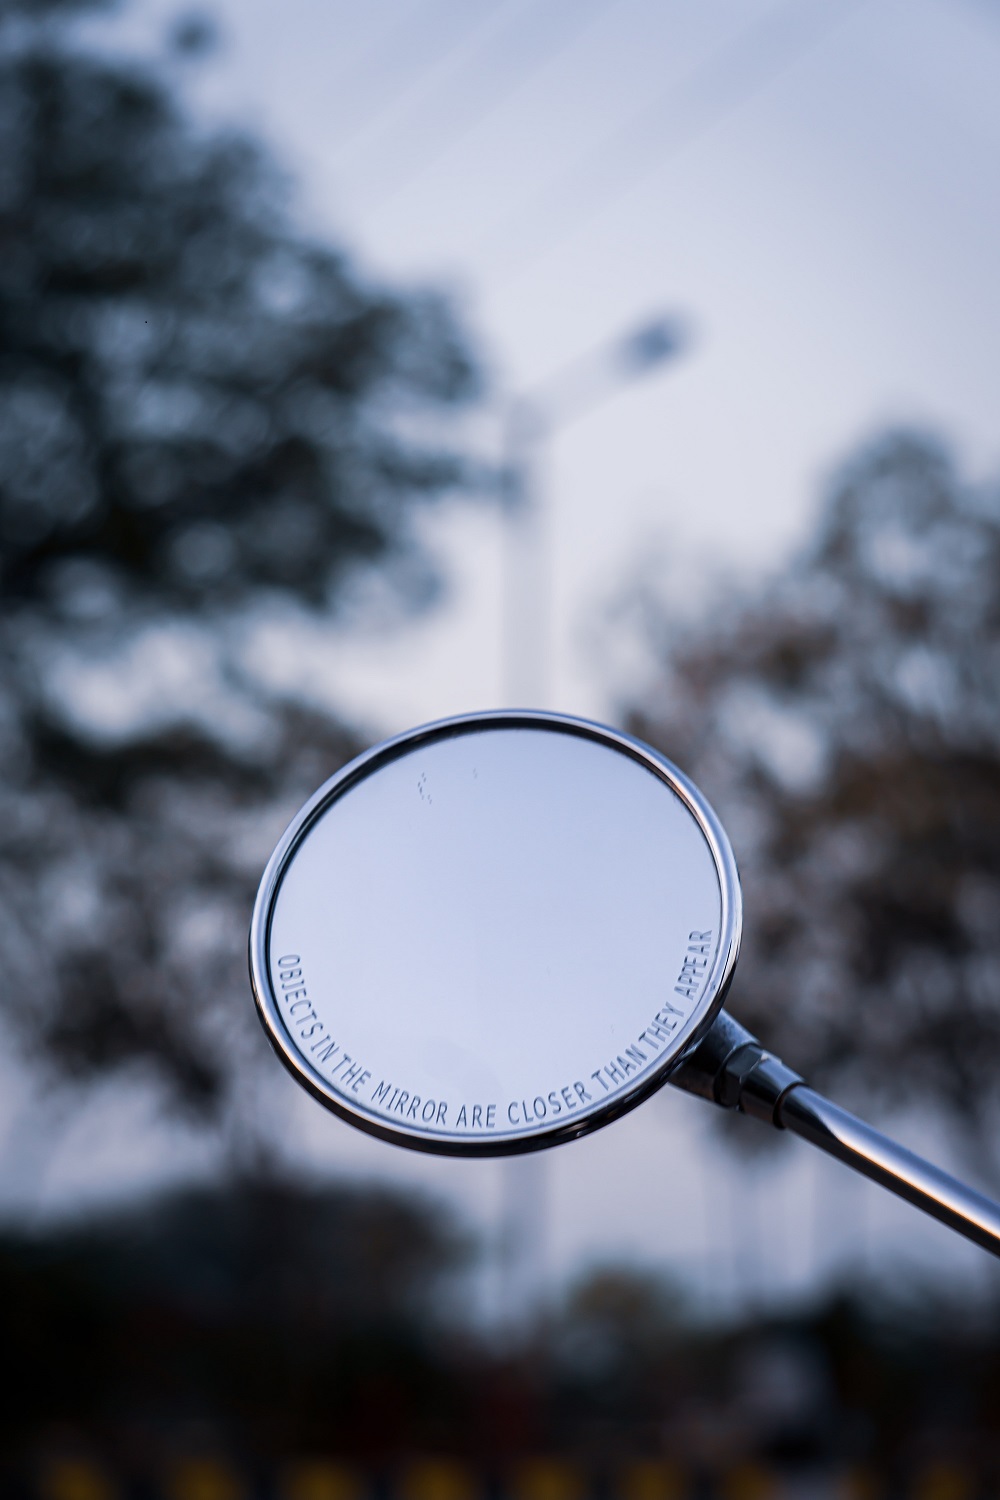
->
0;1174;472;1451
0;0;483;1117
630;432;1000;1150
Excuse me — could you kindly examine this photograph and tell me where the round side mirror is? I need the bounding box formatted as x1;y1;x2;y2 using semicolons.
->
250;711;741;1155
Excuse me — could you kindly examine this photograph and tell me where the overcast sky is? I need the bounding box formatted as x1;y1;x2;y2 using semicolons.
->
129;0;1000;731
38;0;1000;1305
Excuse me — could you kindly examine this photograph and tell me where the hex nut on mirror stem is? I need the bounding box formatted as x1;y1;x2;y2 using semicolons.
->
249;710;1000;1260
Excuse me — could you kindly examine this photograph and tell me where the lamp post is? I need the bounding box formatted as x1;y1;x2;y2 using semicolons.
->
502;313;690;709
498;313;692;1331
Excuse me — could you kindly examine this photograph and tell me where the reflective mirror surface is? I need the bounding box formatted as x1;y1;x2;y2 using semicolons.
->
250;712;741;1154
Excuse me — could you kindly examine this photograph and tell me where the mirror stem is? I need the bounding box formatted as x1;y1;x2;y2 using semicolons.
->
671;1011;1000;1259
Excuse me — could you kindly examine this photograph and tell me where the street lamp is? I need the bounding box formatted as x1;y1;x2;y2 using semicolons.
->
502;313;691;709
498;313;692;1331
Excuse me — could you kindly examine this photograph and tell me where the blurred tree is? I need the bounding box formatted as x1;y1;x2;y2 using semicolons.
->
0;0;483;1119
3;1180;997;1466
629;432;1000;1159
551;1265;682;1385
548;1265;683;1429
0;1174;474;1453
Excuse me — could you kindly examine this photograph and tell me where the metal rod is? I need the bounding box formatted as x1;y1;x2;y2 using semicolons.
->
779;1085;1000;1259
672;1010;1000;1259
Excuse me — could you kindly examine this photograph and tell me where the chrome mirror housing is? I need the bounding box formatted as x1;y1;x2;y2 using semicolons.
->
250;711;739;1155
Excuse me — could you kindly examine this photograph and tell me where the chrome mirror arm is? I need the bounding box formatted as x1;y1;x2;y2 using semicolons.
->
671;1010;1000;1259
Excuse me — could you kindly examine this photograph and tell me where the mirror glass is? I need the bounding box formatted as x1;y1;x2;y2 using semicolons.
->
250;713;740;1154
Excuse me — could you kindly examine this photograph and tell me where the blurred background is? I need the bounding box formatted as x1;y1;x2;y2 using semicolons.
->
3;0;1000;1491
